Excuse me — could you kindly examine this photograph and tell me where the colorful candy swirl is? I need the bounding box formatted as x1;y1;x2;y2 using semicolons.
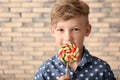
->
58;43;80;64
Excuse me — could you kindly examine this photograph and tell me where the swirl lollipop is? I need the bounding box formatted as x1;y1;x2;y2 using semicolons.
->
58;43;80;74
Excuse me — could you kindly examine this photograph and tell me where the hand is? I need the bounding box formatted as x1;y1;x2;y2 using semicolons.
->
58;74;72;80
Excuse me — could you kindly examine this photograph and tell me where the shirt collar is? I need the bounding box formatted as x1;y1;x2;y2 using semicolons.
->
78;47;93;67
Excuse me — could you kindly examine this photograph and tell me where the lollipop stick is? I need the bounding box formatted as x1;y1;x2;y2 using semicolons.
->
66;63;68;75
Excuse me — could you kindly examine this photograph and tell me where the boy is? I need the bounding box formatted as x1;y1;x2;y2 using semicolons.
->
34;0;116;80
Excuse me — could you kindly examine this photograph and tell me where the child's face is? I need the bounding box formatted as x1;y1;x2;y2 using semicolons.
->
51;16;91;50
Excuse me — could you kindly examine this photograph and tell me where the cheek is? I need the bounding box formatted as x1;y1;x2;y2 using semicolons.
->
54;35;62;46
73;35;85;46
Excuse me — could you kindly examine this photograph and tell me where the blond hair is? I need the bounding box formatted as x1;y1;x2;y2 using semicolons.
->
51;0;89;27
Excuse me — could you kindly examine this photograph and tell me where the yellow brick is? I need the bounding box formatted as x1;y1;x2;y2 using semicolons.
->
22;2;41;7
0;65;8;69
89;18;98;23
104;0;120;2
99;28;110;32
89;13;105;17
33;8;51;12
0;13;20;17
13;27;33;32
0;28;11;32
110;33;120;37
18;65;33;69
8;60;22;65
104;47;119;52
15;74;32;78
21;47;34;51
0;70;3;74
41;18;50;22
85;37;98;42
34;27;50;32
10;0;31;2
13;37;33;42
0;74;14;78
1;42;22;47
22;32;43;37
1;32;22;37
109;42;120;47
112;3;120;7
1;79;15;80
107;61;120;70
0;8;9;12
13;46;33;51
31;51;44;56
12;56;32;60
2;51;20;56
89;3;103;8
33;0;46;2
92;23;109;28
23;42;44;47
0;37;11;42
94;33;109;37
103;18;119;23
86;42;108;47
11;8;32;12
0;0;9;2
34;46;55;51
33;23;44;27
1;3;21;7
89;51;103;56
4;69;24;74
22;13;40;17
23;60;43;65
101;56;118;61
44;42;56;46
13;46;23;51
0;56;12;60
109;52;120;57
12;18;32;22
0;47;13;52
1;22;22;27
24;69;35;74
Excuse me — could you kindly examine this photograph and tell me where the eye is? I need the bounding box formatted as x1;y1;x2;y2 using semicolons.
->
56;28;64;32
72;27;80;31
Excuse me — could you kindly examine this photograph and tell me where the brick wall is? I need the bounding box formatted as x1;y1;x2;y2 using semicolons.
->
0;0;119;80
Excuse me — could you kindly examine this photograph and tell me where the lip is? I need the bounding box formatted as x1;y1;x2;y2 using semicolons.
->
62;41;73;45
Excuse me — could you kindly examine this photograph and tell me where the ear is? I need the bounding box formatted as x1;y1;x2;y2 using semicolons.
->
50;26;55;37
86;24;91;36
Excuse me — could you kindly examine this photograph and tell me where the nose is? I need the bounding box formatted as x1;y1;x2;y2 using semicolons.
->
63;30;72;43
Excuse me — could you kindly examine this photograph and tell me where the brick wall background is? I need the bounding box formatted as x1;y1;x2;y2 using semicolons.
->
0;0;119;80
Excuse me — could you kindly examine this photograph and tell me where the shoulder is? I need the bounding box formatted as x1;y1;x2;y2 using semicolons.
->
34;56;56;79
92;56;111;68
84;47;112;70
91;56;115;76
91;56;116;79
36;56;57;73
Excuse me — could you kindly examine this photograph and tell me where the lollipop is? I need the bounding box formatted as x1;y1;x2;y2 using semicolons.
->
58;43;80;74
59;43;80;64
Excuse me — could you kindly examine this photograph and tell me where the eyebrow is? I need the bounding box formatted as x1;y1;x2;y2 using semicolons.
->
56;26;64;28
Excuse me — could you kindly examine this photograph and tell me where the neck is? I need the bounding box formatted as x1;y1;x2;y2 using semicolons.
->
69;52;83;71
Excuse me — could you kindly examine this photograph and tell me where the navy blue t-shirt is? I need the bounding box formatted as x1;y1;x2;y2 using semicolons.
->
34;47;116;80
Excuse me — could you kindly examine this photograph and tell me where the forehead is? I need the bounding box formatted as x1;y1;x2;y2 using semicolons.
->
56;16;87;27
